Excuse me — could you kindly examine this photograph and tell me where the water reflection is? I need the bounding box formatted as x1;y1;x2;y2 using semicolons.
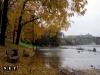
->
35;45;100;70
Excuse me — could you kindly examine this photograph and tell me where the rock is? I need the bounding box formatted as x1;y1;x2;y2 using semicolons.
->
92;48;96;52
91;65;93;67
78;51;80;53
59;67;73;75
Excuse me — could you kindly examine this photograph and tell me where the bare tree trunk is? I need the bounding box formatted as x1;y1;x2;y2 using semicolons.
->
12;26;16;44
0;0;8;46
15;0;27;45
0;0;2;28
15;17;22;44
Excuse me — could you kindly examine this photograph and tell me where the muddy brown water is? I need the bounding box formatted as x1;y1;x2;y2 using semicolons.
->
35;45;100;71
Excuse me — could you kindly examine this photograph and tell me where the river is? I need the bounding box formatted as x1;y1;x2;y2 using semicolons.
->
35;45;100;71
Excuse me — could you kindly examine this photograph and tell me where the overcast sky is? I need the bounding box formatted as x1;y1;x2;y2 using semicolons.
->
63;0;100;37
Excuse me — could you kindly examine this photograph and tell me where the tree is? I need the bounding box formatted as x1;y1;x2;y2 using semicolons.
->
15;0;30;44
5;0;88;45
0;0;2;28
0;0;9;46
34;30;64;47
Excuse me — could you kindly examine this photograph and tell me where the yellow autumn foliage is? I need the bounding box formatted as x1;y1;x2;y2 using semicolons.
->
6;0;88;43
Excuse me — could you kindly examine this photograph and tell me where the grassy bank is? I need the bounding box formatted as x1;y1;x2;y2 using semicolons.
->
5;38;36;49
0;41;57;75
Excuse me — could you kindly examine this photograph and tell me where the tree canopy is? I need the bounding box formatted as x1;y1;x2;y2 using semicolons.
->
5;0;88;44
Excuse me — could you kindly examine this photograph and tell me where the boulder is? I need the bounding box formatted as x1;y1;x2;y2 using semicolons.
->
92;48;96;52
78;51;80;53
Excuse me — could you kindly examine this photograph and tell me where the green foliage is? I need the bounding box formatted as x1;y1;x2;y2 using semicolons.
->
33;30;61;47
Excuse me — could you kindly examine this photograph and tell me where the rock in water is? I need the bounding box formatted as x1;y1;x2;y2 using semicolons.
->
92;48;96;52
78;51;80;53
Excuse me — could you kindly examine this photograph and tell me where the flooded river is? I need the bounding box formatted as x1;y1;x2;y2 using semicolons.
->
35;45;100;71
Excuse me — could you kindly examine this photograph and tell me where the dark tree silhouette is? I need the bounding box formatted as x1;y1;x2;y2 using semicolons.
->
12;26;16;44
15;0;27;45
15;0;39;45
0;0;8;46
0;0;2;28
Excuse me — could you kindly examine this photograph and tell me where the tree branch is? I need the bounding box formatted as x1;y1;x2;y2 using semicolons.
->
21;0;28;15
22;17;41;26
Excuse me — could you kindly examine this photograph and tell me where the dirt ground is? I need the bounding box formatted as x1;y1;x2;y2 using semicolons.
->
72;69;100;75
0;41;56;75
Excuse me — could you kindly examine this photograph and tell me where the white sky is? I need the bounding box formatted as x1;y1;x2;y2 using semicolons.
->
63;0;100;37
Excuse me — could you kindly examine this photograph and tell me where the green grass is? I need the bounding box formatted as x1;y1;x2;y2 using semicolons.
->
5;38;36;49
19;42;35;48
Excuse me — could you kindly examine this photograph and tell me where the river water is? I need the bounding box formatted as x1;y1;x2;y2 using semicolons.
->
35;45;100;71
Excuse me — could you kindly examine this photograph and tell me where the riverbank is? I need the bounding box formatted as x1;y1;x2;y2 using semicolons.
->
0;41;57;75
5;38;36;49
57;68;100;75
35;46;100;75
0;41;100;75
